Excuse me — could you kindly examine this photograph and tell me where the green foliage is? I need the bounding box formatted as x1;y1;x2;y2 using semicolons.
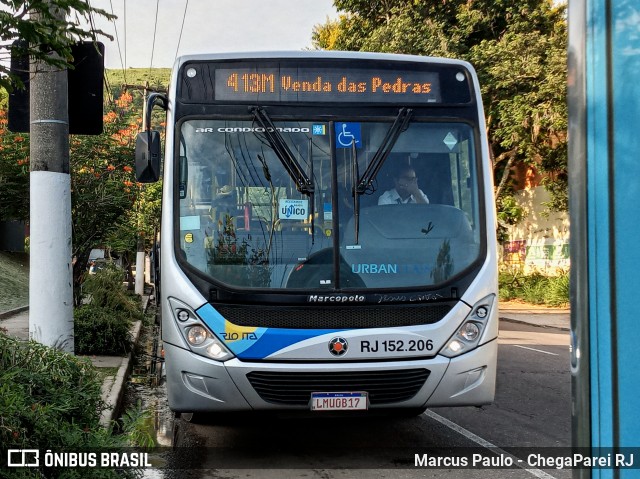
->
106;68;171;94
471;22;568;212
74;265;143;355
499;268;569;306
0;109;29;222
119;402;155;448
0;85;147;301
313;0;568;213
74;305;133;356
81;264;142;319
496;195;526;242
104;181;163;259
69;89;140;265
0;333;140;478
1;67;168;301
497;195;525;226
544;272;570;307
519;273;549;304
0;334;102;431
0;0;115;92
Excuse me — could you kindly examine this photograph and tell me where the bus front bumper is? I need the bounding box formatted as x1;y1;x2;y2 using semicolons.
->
164;339;497;413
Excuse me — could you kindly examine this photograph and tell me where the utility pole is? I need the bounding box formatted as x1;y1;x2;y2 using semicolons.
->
29;1;74;352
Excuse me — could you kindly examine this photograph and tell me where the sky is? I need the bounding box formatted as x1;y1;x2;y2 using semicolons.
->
87;0;339;70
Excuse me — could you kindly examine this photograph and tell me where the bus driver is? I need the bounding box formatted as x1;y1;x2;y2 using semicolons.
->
378;164;430;205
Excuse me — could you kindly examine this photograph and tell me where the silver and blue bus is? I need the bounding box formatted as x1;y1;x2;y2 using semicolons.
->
136;51;498;417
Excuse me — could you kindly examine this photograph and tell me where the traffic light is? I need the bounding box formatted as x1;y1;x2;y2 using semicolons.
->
8;41;105;135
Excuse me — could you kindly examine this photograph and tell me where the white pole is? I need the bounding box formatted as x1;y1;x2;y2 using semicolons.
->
144;254;151;284
29;174;74;350
135;251;145;296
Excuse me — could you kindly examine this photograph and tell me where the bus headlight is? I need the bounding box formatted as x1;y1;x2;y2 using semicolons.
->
187;326;208;345
207;342;227;359
169;297;235;361
447;340;464;354
192;332;234;361
460;322;480;341
441;295;495;358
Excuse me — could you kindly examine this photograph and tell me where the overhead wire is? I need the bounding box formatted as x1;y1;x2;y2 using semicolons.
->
174;0;190;63
82;0;97;41
108;0;126;84
149;0;161;74
122;0;127;72
84;1;115;107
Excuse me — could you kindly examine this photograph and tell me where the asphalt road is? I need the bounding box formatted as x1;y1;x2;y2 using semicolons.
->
142;320;572;479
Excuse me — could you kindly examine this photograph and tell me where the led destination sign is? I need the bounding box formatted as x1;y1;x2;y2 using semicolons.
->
208;64;449;104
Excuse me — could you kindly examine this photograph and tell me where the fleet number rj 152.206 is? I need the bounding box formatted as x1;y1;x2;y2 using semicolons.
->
360;339;434;353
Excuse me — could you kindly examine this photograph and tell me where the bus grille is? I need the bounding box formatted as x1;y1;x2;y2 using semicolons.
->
213;303;454;329
246;369;430;406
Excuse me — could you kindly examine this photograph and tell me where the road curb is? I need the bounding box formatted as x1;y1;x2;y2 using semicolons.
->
99;319;143;427
499;315;570;332
99;295;150;428
0;305;29;319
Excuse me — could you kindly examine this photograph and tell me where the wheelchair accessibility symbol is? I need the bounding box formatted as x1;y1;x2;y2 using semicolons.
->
336;123;361;148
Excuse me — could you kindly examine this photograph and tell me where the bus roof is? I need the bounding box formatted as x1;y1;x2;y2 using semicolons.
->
172;50;474;72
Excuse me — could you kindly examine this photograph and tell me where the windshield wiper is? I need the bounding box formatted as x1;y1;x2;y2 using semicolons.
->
251;106;314;196
349;107;412;245
354;107;413;195
351;140;361;244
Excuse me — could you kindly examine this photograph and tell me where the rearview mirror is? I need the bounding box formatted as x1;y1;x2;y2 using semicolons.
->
135;130;161;183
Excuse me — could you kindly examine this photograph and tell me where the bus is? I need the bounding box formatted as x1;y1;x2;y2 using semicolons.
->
135;51;498;418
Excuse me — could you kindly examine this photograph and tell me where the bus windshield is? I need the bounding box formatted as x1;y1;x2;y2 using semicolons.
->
177;119;482;290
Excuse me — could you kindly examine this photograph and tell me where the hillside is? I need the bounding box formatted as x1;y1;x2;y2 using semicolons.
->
106;68;172;91
0;252;29;312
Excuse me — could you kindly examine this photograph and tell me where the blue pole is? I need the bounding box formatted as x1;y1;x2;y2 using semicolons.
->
569;0;640;477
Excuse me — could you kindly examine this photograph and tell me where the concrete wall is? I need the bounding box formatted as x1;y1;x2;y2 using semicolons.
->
502;186;570;275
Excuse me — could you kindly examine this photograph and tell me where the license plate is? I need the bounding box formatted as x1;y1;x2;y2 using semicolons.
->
310;392;368;411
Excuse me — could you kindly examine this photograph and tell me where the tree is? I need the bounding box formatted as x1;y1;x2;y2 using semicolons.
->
313;0;568;214
467;10;568;212
68;90;147;301
0;90;151;302
103;180;163;289
0;106;29;221
1;65;169;301
0;0;113;91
